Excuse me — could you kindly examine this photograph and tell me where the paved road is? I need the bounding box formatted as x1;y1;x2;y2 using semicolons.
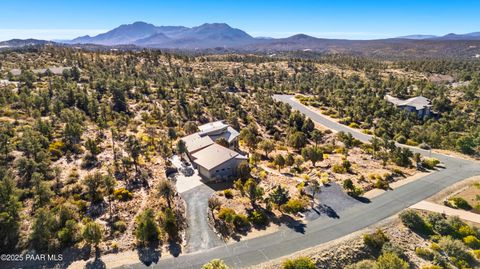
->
119;95;480;269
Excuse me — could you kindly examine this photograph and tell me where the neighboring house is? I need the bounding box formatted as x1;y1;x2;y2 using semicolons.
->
385;94;434;118
9;67;73;76
181;120;245;181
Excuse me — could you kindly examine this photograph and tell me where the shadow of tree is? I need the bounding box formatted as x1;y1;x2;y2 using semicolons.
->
317;204;339;218
353;196;371;203
85;258;106;269
279;214;306;234
168;241;182;257
137;246;161;266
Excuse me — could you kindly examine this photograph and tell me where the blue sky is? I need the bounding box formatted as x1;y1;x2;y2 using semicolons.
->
0;0;479;41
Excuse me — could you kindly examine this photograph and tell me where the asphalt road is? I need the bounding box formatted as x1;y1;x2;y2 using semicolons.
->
119;95;480;269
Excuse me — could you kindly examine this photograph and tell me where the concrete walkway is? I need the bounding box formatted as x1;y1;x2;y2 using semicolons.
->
410;200;480;223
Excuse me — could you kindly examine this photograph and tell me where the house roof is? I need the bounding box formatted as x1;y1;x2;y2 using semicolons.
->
181;133;214;153
192;143;245;171
385;95;431;110
208;126;239;144
198;120;228;136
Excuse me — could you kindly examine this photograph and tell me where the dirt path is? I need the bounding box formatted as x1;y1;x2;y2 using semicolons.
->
410;200;480;223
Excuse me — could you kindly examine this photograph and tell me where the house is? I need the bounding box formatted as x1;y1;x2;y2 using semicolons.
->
385;94;433;118
9;67;73;76
180;120;245;181
191;143;247;180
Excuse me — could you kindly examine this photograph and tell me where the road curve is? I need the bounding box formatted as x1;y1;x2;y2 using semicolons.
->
120;95;480;269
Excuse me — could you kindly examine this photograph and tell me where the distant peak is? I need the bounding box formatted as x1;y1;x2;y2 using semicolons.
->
198;23;231;28
289;34;315;39
118;21;155;28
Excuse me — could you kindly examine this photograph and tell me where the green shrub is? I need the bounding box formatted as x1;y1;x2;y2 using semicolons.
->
114;188;133;201
135;209;161;244
458;225;477;237
281;199;307;214
223;189;233;199
374;179;389;190
48;140;65;160
113;220;127;233
349;122;359;128
375;252;408;269
202;259;230;269
381;242;406;260
232;214;250;230
57;220;79;246
363;229;389;250
473;249;480;259
218;208;250;231
447;215;466;230
430;242;441;251
415;247;434;260
399;209;431;235
81;153;98;168
248;210;268;226
218;208;236;223
422;158;440;169
438;236;474;265
447;197;472;210
463;235;480;249
427;213;455;236
332;163;347;174
282;257;315;269
345;260;376;269
406;139;419;146
392;168;404;177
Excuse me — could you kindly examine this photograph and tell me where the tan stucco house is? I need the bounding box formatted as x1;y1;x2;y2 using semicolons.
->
181;120;246;181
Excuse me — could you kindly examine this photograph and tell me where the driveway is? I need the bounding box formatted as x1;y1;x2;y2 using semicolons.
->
119;95;480;269
181;184;224;253
171;155;204;194
170;155;224;253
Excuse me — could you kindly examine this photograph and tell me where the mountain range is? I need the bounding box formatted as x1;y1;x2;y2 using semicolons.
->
1;22;480;59
66;21;480;48
69;22;256;49
398;32;480;40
